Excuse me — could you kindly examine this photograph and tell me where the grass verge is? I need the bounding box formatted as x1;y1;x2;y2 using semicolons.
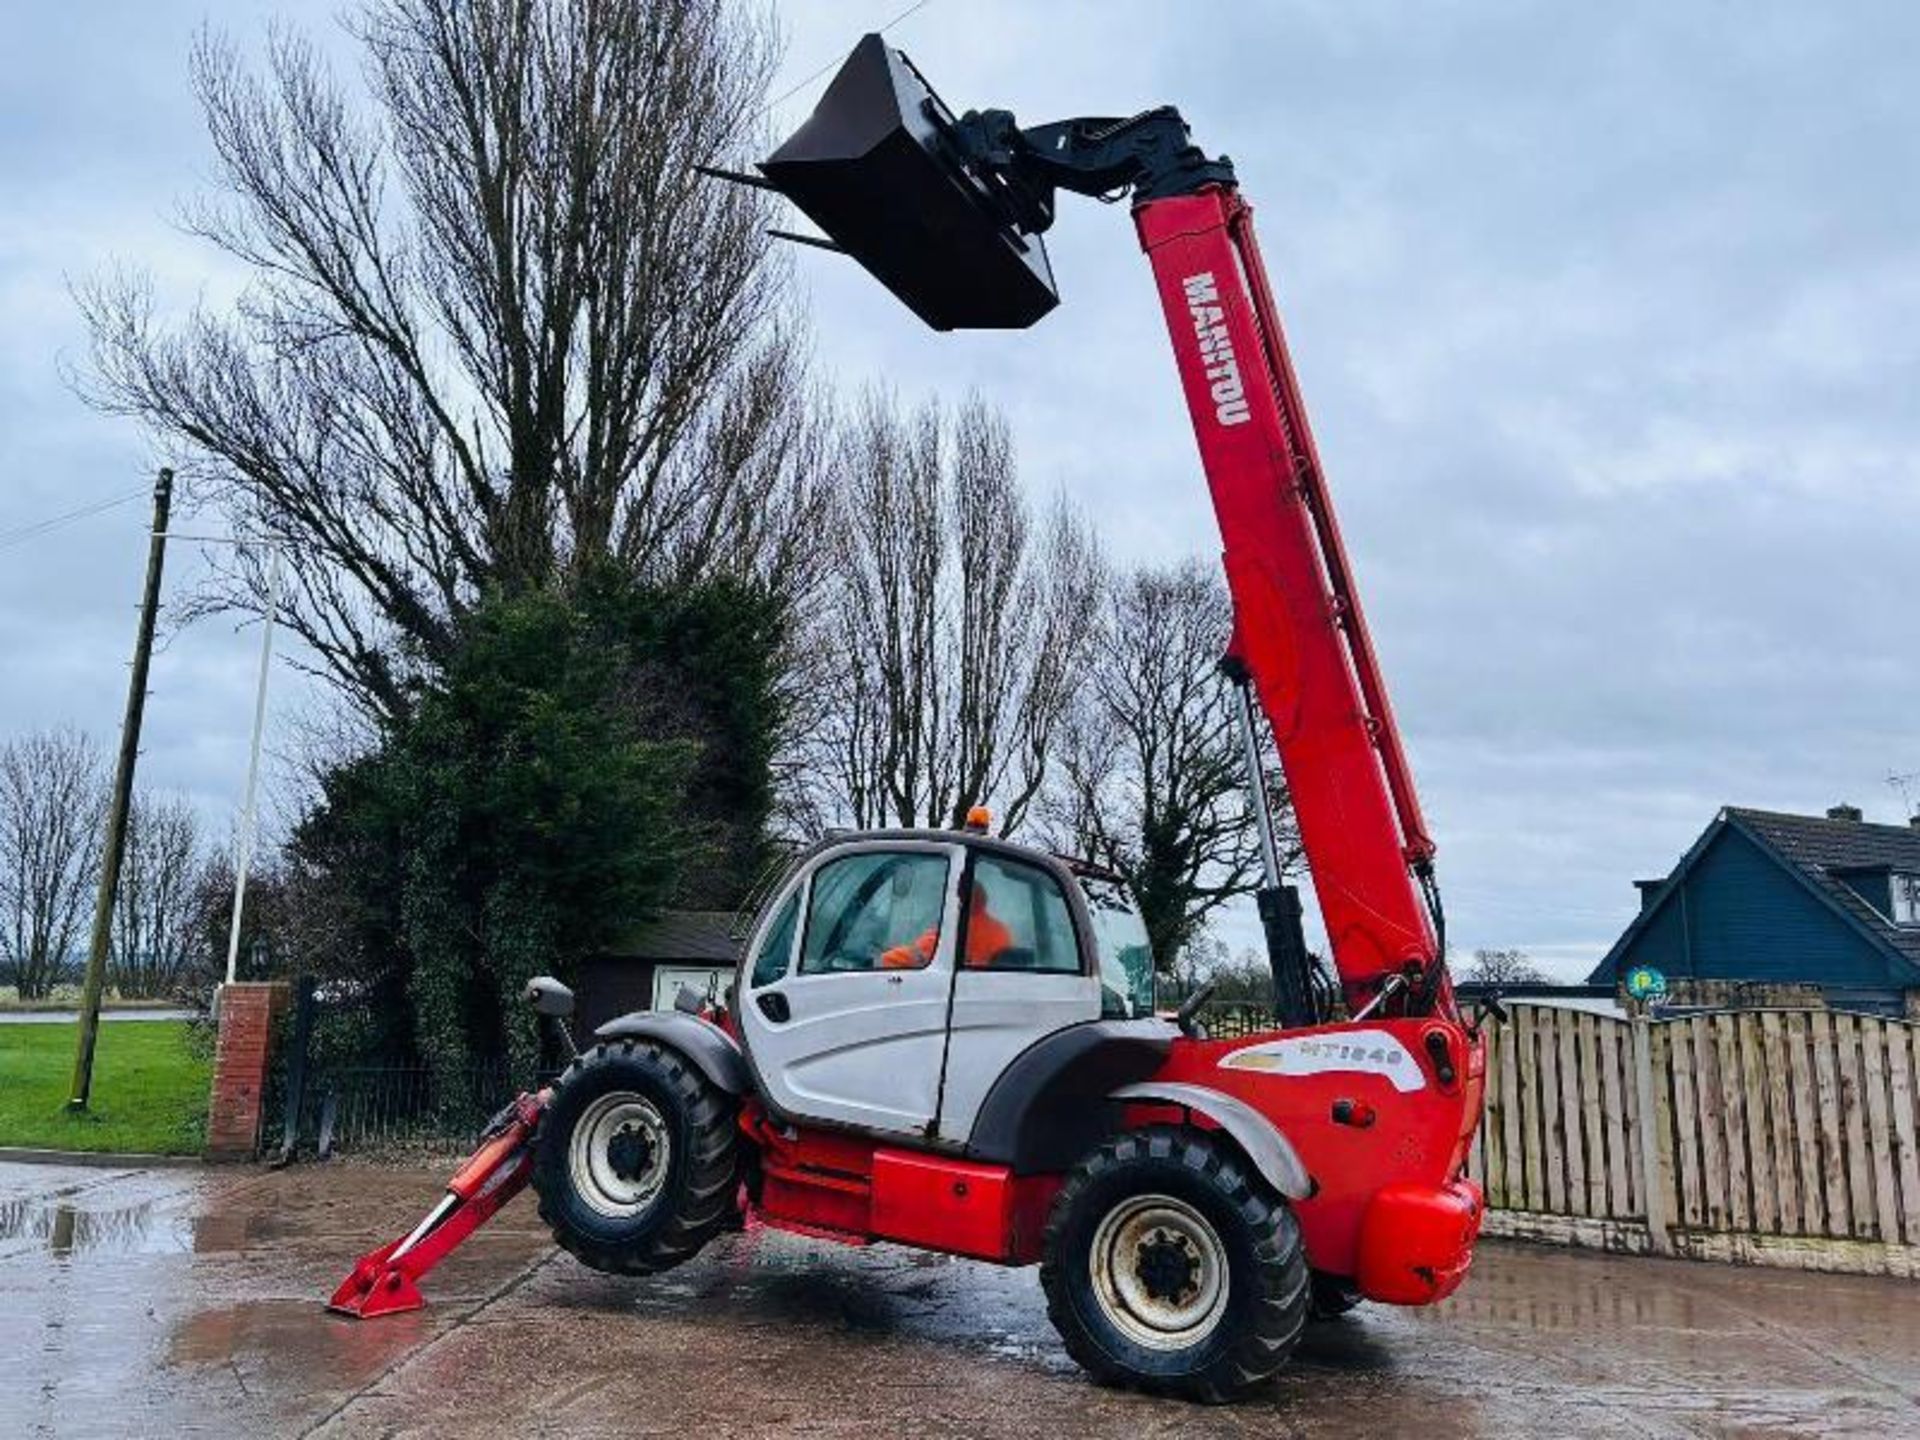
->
0;1021;210;1155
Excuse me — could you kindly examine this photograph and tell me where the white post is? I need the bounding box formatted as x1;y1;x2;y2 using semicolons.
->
225;548;281;986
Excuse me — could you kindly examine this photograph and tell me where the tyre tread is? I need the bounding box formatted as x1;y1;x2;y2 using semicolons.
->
1039;1124;1309;1402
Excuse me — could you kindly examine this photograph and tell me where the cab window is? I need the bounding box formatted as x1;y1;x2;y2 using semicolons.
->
966;855;1079;973
748;890;801;989
1080;877;1155;1018
800;851;951;974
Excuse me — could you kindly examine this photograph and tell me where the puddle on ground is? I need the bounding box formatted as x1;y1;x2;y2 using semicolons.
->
0;1197;192;1256
170;1298;432;1373
0;1197;286;1256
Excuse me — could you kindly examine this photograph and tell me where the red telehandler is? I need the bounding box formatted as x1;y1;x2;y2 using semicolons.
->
329;35;1486;1402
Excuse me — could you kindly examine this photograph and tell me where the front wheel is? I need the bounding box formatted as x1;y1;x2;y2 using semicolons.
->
1040;1127;1309;1403
532;1039;738;1276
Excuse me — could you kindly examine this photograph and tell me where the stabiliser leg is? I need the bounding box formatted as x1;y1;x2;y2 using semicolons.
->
327;1090;547;1319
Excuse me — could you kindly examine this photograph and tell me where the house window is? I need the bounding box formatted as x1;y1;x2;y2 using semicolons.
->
1893;874;1920;927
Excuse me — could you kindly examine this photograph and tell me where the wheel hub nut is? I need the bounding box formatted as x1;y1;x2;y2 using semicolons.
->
1135;1229;1199;1302
606;1125;653;1183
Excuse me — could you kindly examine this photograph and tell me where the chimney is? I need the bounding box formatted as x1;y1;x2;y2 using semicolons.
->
1827;803;1863;823
1910;813;1920;831
1633;879;1665;914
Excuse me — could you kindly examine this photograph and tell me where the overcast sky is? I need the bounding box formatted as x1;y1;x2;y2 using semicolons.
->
3;2;1916;978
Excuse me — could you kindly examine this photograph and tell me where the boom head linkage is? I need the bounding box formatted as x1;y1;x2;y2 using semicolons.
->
755;33;1236;330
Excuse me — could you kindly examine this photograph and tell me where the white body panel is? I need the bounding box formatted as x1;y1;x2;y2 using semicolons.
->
737;835;1130;1144
936;969;1103;1143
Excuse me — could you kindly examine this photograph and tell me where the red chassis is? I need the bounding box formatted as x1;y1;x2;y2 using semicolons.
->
742;1015;1482;1303
332;1014;1481;1317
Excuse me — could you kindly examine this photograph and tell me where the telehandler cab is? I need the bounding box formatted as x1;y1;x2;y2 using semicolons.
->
329;35;1486;1402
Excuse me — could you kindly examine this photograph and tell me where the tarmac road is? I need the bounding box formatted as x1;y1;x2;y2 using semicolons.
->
3;1157;1917;1437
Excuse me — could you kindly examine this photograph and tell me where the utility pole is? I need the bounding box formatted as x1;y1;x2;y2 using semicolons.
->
69;468;174;1111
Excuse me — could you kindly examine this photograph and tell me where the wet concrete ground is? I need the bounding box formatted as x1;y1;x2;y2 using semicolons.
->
3;1159;1917;1438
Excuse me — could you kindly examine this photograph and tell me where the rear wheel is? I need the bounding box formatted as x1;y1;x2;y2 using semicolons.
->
533;1040;738;1276
1040;1127;1309;1403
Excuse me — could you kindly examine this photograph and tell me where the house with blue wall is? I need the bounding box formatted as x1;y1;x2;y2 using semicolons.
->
1589;805;1920;1016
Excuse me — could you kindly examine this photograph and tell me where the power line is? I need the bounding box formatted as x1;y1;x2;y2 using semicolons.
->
759;0;935;117
0;486;152;554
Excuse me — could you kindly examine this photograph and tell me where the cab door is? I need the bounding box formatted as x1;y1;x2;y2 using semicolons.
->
738;841;960;1137
936;851;1103;1144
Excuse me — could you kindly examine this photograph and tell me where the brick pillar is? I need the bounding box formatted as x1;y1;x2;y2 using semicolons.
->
206;982;290;1159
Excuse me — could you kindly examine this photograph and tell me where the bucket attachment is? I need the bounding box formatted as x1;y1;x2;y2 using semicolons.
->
759;33;1057;331
327;1091;546;1319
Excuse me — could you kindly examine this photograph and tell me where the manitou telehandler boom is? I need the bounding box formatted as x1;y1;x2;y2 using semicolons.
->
330;35;1486;1403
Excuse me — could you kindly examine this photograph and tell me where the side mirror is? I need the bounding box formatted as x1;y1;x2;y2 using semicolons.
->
1176;978;1220;1039
523;976;575;1019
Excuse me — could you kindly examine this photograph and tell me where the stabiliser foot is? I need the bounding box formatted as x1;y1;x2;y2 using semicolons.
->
327;1091;547;1319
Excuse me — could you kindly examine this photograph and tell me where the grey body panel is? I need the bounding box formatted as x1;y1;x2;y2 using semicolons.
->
1111;1080;1312;1200
594;1010;750;1095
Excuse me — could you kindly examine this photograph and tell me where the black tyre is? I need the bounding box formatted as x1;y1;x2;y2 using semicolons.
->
532;1039;738;1276
1040;1126;1309;1403
1308;1271;1364;1320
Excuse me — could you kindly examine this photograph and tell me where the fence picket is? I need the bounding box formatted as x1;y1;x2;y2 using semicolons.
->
1578;1015;1607;1216
1759;1012;1797;1234
1600;1018;1632;1215
1715;1015;1753;1231
1785;1012;1824;1237
1499;1017;1525;1208
1558;1012;1588;1216
1811;1010;1852;1237
1517;1007;1545;1212
1670;1015;1704;1228
1539;1010;1566;1213
1476;1025;1499;1204
1697;1018;1730;1230
1859;1021;1903;1243
1835;1014;1875;1237
1740;1014;1778;1234
1884;1025;1920;1246
1648;1021;1675;1228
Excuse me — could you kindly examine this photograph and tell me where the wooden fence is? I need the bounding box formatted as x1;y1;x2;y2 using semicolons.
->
1467;1004;1920;1276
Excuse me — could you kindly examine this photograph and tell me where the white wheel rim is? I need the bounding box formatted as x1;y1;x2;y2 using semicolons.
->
1088;1193;1230;1351
568;1091;670;1219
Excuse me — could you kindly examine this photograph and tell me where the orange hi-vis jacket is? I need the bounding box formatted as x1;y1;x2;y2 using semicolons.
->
880;886;1011;969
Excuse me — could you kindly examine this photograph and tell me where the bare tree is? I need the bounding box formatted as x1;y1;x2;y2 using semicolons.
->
809;390;1104;835
78;0;827;720
0;730;106;1000
110;793;210;999
1462;947;1545;986
1044;560;1296;972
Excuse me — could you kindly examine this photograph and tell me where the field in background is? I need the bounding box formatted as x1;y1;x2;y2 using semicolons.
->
0;985;184;1012
0;1020;208;1154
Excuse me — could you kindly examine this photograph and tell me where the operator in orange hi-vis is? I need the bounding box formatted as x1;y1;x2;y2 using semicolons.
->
880;880;1012;969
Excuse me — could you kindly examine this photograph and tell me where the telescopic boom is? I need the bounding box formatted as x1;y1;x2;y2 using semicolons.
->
755;34;1452;1019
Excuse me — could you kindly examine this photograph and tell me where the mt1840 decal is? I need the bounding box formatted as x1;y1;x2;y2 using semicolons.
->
1218;1029;1426;1093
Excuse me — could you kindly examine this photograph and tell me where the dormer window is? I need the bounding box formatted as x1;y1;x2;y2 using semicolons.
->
1894;874;1920;926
